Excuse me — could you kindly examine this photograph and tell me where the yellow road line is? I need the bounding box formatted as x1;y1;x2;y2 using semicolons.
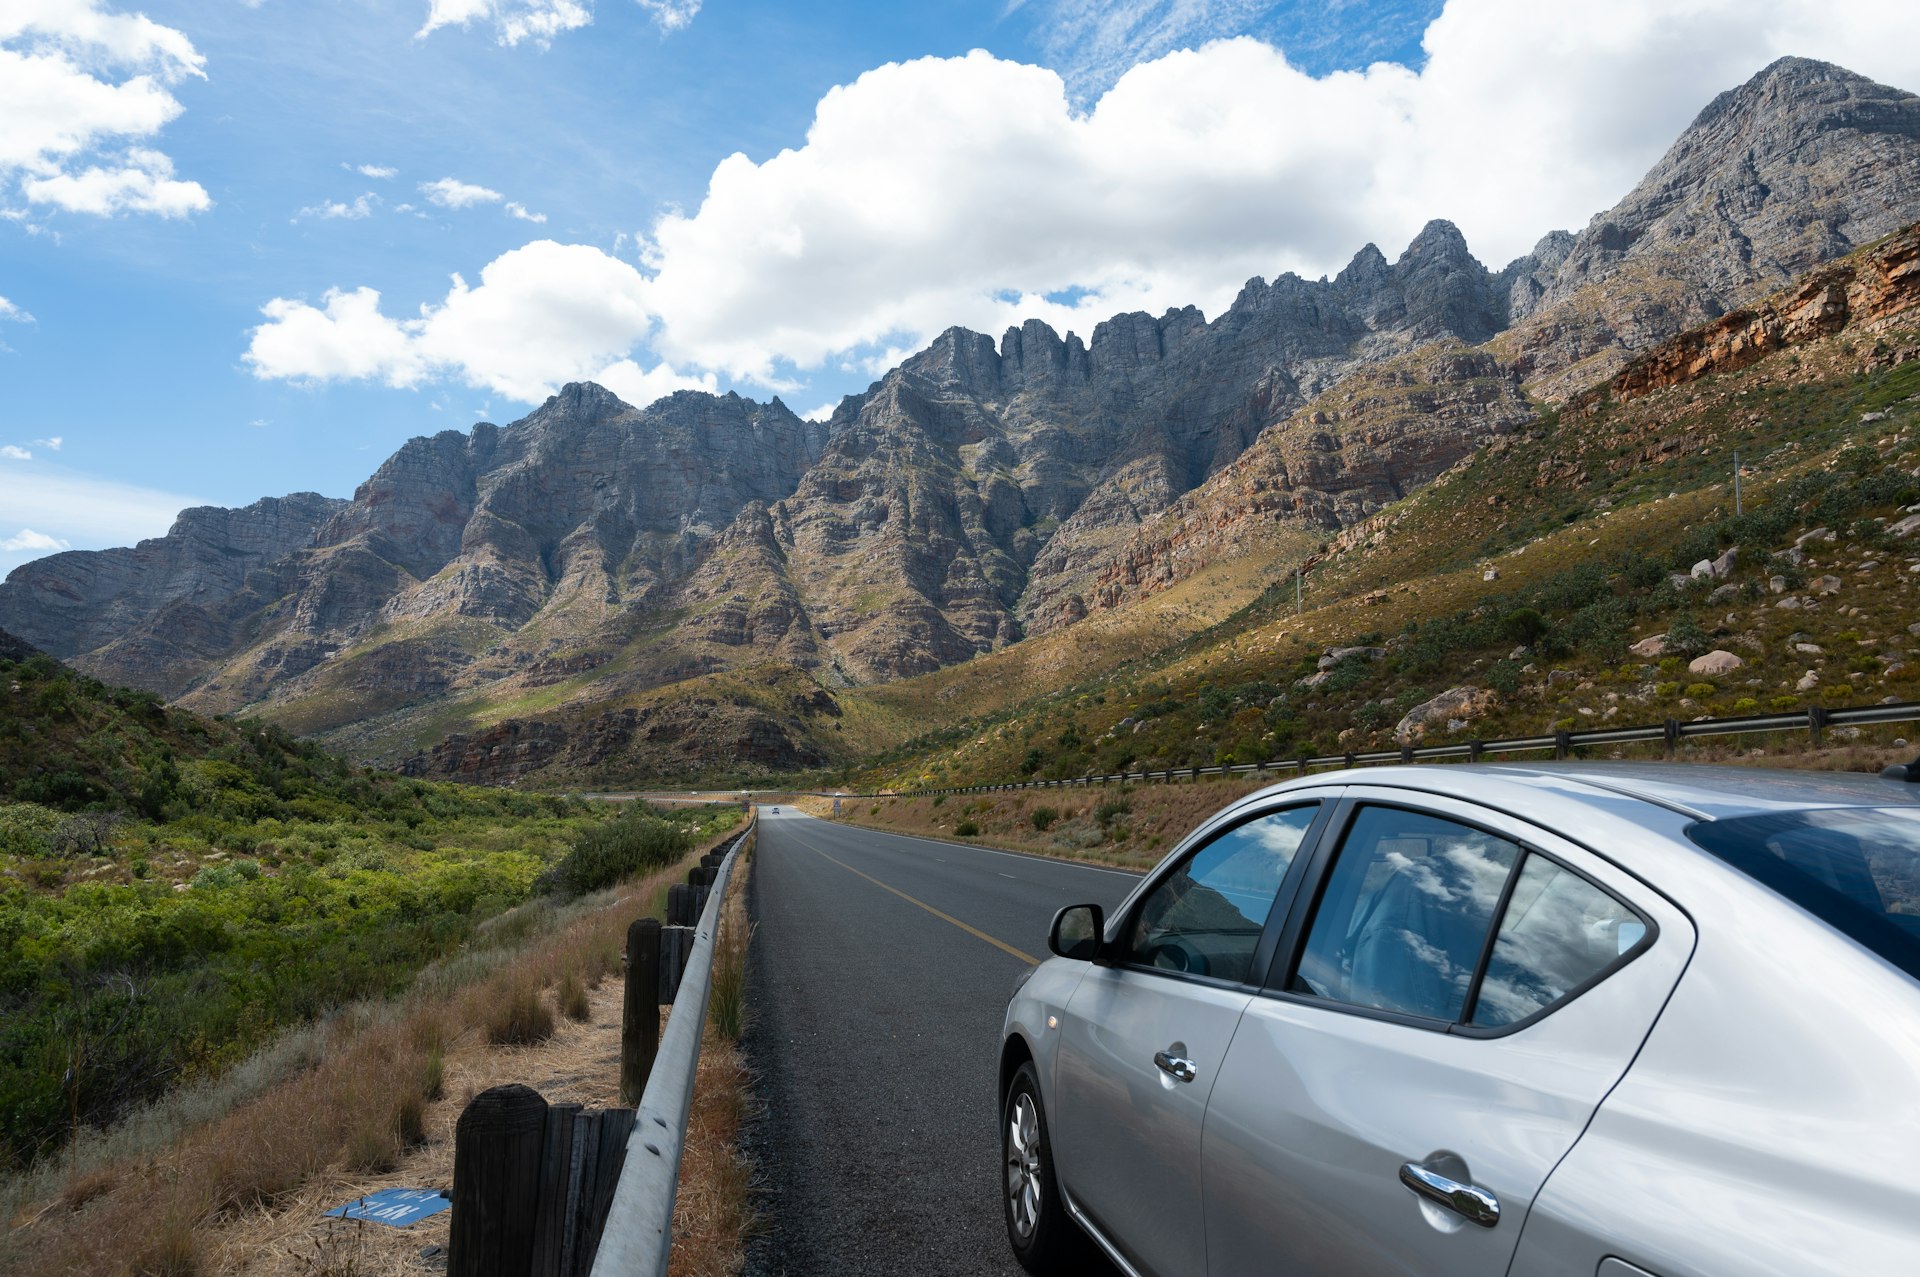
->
794;836;1040;966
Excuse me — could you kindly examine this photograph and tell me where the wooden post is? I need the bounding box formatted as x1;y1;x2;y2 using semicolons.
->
621;919;661;1105
450;1084;549;1277
1664;718;1682;759
666;884;691;926
1554;729;1572;760
656;925;695;1004
529;1102;581;1275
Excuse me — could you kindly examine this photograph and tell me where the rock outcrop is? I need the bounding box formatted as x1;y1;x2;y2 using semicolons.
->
1599;223;1920;402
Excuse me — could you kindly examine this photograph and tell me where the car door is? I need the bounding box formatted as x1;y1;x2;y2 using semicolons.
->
1052;799;1331;1277
1200;789;1694;1277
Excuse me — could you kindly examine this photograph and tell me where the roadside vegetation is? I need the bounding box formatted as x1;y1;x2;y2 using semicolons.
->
0;646;738;1177
0;808;744;1275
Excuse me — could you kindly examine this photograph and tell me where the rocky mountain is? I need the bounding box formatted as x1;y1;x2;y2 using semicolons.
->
1495;56;1920;397
5;57;1920;782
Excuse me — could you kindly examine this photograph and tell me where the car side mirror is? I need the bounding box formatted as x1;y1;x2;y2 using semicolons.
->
1049;904;1105;961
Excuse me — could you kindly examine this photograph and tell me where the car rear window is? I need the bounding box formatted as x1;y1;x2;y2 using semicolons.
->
1686;807;1920;981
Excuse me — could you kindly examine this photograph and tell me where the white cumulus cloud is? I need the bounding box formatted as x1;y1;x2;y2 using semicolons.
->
421;176;503;209
505;201;546;223
31;436;61;450
355;163;397;179
0;296;32;323
0;1;210;218
1;528;67;553
0;445;30;461
246;240;662;403
417;0;592;47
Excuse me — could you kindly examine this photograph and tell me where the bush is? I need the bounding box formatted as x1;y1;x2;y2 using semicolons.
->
1093;801;1132;827
538;808;690;899
486;979;555;1045
1030;806;1058;831
954;820;980;837
1684;683;1717;699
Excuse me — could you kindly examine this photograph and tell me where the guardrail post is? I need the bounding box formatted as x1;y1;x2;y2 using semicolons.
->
1399;745;1413;764
450;1084;549;1277
1554;730;1572;760
656;926;694;1005
621;920;661;1106
1469;740;1485;762
1809;705;1829;747
1663;718;1681;759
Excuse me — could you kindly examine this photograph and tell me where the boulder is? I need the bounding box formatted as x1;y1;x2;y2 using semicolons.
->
1797;671;1821;691
1628;634;1668;658
1394;686;1498;744
1690;559;1716;580
1688;650;1745;676
1889;512;1920;538
1812;574;1843;595
1711;546;1739;578
1769;575;1787;593
1318;646;1387;670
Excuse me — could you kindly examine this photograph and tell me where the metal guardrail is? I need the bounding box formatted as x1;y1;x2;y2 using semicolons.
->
890;700;1920;796
589;816;753;1276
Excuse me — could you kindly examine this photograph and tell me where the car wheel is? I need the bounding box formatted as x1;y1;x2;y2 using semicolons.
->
1003;1060;1093;1272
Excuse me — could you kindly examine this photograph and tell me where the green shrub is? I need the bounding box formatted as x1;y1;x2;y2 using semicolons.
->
1030;806;1059;831
1732;698;1760;713
1094;801;1132;827
537;807;690;899
955;820;980;837
1685;683;1717;699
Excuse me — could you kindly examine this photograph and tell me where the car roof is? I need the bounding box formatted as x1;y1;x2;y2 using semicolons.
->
1265;761;1920;823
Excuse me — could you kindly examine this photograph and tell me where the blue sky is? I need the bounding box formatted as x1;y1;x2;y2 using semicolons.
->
2;0;1918;576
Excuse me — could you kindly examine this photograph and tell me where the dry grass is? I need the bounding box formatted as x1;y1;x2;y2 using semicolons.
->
485;978;557;1046
668;837;756;1277
0;820;750;1277
556;968;592;1022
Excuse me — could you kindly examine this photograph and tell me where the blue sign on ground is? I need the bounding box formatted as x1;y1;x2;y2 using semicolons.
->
324;1187;452;1227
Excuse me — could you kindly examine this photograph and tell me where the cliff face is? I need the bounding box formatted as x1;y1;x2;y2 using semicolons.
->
6;57;1920;782
1079;347;1539;620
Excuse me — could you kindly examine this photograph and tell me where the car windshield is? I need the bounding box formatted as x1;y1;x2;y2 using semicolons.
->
1686;807;1920;981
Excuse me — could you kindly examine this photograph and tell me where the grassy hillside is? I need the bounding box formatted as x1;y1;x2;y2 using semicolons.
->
857;323;1920;792
0;646;736;1171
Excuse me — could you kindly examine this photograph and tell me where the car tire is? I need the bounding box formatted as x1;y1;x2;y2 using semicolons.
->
1002;1060;1094;1273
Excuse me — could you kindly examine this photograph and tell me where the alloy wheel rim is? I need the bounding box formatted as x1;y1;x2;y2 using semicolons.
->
1006;1092;1044;1240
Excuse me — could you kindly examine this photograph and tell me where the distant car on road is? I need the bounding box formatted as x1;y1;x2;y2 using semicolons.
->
1000;763;1920;1277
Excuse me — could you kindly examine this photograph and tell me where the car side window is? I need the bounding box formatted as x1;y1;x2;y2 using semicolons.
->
1469;854;1645;1027
1291;806;1519;1020
1125;804;1318;984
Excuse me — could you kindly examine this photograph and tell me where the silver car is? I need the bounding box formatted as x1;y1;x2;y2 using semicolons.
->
999;763;1920;1276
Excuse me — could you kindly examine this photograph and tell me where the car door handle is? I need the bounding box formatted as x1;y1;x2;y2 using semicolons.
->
1399;1159;1501;1227
1153;1049;1197;1083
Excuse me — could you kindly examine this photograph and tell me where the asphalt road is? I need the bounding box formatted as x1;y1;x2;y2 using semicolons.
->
741;809;1141;1276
